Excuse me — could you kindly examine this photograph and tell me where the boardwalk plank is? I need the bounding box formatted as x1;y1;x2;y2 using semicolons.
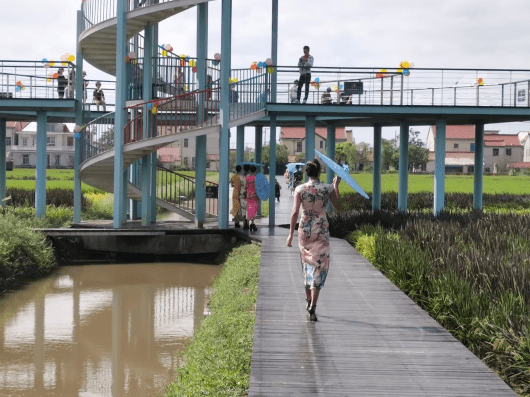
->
248;178;516;396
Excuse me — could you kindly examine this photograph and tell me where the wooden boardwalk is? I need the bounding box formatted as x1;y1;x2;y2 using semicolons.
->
248;177;516;396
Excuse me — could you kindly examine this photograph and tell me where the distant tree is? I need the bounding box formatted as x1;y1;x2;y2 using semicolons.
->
262;144;290;164
355;142;371;170
408;129;429;171
381;139;396;170
295;152;305;162
97;128;114;152
335;142;356;165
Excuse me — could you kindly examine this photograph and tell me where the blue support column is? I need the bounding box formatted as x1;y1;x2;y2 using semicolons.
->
113;0;127;228
236;125;244;165
372;124;382;211
141;25;154;226
473;123;485;211
305;116;316;180
255;126;263;215
397;121;409;212
195;136;206;227
434;119;446;215
326;124;336;212
122;169;129;221
195;2;208;228
35;112;47;218
271;0;278;103
218;0;232;229
150;25;159;223
0;119;5;206
74;10;84;223
268;116;277;226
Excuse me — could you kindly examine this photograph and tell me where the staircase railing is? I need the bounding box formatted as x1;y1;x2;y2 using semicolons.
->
80;111;116;163
156;165;218;216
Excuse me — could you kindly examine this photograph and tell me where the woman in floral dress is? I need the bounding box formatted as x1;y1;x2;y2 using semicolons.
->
246;165;259;232
286;159;341;321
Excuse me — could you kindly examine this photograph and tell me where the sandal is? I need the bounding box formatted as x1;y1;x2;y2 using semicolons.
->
309;305;317;322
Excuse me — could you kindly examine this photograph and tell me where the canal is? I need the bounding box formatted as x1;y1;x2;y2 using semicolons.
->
0;262;222;396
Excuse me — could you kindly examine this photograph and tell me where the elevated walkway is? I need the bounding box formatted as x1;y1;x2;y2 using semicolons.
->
247;176;516;396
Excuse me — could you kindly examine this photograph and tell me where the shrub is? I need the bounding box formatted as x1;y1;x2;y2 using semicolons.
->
0;212;56;292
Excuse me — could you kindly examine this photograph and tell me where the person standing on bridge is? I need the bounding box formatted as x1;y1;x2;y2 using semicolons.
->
286;159;341;321
93;81;106;111
295;45;313;104
56;68;67;99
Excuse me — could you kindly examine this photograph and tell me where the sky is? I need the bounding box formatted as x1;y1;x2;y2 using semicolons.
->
3;0;530;147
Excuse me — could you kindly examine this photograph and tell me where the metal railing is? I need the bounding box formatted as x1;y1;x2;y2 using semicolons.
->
275;66;530;107
156;165;218;216
81;0;190;31
80;111;116;162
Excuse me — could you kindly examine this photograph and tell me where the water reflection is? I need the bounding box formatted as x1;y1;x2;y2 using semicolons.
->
0;263;221;396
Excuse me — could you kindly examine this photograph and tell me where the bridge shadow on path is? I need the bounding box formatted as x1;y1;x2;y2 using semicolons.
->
247;176;516;396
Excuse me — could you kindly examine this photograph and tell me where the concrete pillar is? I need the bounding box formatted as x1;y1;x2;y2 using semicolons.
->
434;119;446;215
397;121;409;212
268;116;277;226
74;10;84;223
195;3;208;228
218;0;232;229
113;0;128;228
0;119;5;206
305;116;316;182
271;0;278;102
473;123;485;211
236;125;244;165
141;25;154;226
372;124;382;211
35;111;47;218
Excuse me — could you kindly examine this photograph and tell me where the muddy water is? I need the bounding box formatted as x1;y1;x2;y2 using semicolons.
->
0;263;222;397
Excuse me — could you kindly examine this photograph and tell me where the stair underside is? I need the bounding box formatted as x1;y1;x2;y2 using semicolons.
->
79;0;211;75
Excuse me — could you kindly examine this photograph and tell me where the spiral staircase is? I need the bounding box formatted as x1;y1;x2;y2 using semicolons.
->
77;0;267;221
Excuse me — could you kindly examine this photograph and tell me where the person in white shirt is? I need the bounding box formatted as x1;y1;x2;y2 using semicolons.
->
289;79;299;103
295;45;314;104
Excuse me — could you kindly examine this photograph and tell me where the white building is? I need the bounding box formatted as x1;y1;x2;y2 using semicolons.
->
6;121;75;168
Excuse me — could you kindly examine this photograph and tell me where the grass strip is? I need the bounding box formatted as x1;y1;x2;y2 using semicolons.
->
165;243;261;397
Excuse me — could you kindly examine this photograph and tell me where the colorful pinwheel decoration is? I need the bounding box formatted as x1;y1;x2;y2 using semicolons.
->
15;80;25;92
398;61;413;76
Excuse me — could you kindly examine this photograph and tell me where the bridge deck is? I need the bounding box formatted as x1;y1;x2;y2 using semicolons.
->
249;178;516;396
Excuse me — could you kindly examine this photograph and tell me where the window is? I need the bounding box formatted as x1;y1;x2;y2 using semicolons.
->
184;157;188;166
67;136;74;147
55;155;60;166
32;139;36;146
493;148;499;156
22;155;29;165
454;143;459;149
470;143;475;152
467;166;474;173
485;167;491;173
319;141;324;149
506;148;512;156
296;141;303;152
5;137;11;146
47;137;56;147
22;138;28;146
184;138;188;148
48;124;56;132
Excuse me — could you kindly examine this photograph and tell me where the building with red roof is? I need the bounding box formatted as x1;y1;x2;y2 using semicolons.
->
426;125;526;173
279;126;352;162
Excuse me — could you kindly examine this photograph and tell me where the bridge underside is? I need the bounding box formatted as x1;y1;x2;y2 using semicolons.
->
260;103;530;127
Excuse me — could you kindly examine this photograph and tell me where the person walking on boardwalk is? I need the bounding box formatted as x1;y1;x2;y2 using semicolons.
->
286;159;341;321
231;165;243;228
240;164;250;229
275;179;281;202
246;165;259;232
295;45;314;104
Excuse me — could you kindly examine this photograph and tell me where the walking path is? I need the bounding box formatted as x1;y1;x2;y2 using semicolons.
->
247;176;516;396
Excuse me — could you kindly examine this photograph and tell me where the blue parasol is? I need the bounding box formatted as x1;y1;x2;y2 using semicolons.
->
315;150;369;199
255;172;270;200
286;162;305;173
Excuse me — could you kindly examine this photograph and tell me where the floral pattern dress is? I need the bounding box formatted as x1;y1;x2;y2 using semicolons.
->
295;180;335;289
246;174;258;220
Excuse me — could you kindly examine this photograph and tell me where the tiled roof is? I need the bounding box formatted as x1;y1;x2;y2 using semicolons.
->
431;125;476;139
280;126;346;140
157;146;179;162
484;134;522;147
6;121;30;132
207;154;220;160
508;161;530;168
